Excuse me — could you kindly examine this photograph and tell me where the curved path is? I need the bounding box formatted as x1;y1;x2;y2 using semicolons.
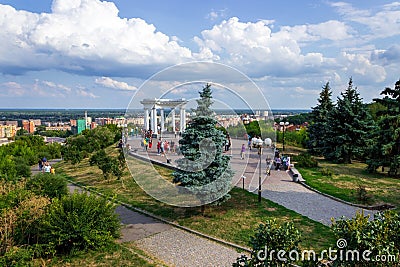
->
31;160;244;266
127;134;376;226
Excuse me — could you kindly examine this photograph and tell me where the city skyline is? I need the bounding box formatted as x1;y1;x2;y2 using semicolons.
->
0;0;399;109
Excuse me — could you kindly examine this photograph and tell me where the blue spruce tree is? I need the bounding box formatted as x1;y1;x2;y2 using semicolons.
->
173;83;234;208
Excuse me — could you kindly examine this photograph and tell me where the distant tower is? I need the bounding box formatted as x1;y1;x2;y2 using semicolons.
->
85;111;88;130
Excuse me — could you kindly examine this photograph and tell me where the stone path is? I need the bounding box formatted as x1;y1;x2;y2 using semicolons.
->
30;137;378;266
261;169;376;225
127;134;377;226
31;161;245;266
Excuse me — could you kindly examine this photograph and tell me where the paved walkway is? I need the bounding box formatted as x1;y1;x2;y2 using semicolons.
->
29;140;377;266
31;161;244;266
127;134;376;226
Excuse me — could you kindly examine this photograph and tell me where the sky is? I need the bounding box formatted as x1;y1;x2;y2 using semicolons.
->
0;0;399;110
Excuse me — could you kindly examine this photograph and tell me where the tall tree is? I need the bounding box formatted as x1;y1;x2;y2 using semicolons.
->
324;78;374;163
173;84;234;207
367;79;400;176
307;82;334;155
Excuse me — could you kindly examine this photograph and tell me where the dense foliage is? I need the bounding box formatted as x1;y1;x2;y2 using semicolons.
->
331;210;400;267
307;78;400;176
307;82;334;155
0;135;61;181
233;219;301;267
233;210;400;267
62;125;120;165
366;80;400;176
26;173;68;199
173;84;234;205
89;149;123;179
36;192;120;255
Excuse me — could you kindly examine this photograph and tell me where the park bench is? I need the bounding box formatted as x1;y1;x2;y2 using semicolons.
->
289;167;302;182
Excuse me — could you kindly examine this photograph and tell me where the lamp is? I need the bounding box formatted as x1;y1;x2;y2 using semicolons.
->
254;137;263;203
279;121;289;152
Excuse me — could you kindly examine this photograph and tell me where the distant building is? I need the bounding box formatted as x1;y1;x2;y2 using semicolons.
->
22;120;35;133
45;126;72;131
0;124;17;138
31;119;41;126
0;121;18;127
71;119;86;134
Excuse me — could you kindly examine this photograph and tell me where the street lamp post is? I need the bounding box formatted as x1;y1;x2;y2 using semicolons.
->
279;121;289;152
253;138;264;203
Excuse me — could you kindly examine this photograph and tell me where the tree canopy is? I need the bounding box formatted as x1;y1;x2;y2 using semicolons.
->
173;84;234;206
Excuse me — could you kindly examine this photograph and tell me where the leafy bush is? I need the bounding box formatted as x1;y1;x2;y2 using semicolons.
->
354;184;371;204
292;153;318;168
0;192;49;258
14;157;31;178
26;173;68;199
0;246;36;267
0;180;32;210
37;192;120;255
331;210;400;266
233;219;301;267
320;167;333;177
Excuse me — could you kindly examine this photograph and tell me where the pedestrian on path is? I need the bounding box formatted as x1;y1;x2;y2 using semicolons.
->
43;162;51;173
240;144;246;159
38;158;43;171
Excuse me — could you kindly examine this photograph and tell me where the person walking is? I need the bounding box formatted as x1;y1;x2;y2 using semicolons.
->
240;144;246;159
43;162;51;173
38;158;43;171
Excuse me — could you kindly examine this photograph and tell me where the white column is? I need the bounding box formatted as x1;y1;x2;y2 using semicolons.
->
179;106;186;133
150;107;155;131
144;108;149;130
153;108;158;133
171;109;176;133
160;108;165;133
182;108;186;131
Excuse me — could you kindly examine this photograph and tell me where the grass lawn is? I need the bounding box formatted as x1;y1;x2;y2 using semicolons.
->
31;242;165;267
298;160;400;211
55;146;336;252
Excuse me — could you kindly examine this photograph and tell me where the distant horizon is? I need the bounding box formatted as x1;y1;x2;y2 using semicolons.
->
1;1;399;110
0;108;312;112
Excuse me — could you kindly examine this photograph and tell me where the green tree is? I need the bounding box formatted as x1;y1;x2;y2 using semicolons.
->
324;78;374;163
89;149;121;179
307;82;334;155
173;84;234;208
367;79;400;176
62;144;84;165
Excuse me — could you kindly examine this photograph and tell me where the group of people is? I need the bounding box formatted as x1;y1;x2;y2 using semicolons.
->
156;138;175;156
38;157;55;174
141;134;178;156
273;150;291;171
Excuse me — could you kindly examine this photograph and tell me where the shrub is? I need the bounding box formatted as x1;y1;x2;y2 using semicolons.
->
0;180;32;210
354;184;371;204
37;192;120;255
233;219;301;267
320;167;333;177
0;246;35;267
0;194;50;258
292;153;318;168
331;210;400;266
26;173;68;199
14;157;31;178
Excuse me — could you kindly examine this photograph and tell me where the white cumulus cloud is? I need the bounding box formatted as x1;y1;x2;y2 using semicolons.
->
0;0;198;77
95;77;137;91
